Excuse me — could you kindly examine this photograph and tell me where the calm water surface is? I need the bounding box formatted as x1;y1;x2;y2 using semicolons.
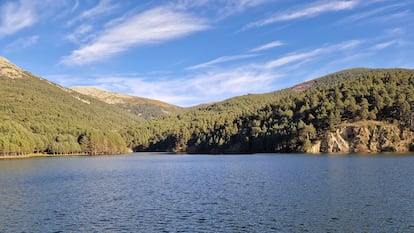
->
0;153;413;232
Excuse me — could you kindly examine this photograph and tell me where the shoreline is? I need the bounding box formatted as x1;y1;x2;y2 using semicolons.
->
1;151;414;160
0;153;90;160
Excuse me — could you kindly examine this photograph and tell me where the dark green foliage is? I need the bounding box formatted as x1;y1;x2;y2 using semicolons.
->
124;68;414;153
0;120;36;155
0;71;141;155
116;102;185;120
78;129;127;155
409;144;414;152
2;65;414;155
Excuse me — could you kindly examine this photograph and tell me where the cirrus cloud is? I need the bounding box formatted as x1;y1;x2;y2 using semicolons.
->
3;35;39;54
250;40;284;52
246;0;359;29
0;0;36;38
61;6;209;66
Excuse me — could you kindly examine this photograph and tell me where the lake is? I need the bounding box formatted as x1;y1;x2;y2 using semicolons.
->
0;153;413;232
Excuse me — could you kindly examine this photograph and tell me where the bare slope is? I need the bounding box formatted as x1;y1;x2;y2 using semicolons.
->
71;86;185;119
0;56;30;79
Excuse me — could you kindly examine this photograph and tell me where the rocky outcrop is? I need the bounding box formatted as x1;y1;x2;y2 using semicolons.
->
310;121;414;153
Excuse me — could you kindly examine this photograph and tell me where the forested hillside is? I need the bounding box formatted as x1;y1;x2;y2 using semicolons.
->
123;68;414;153
1;55;413;156
0;57;141;155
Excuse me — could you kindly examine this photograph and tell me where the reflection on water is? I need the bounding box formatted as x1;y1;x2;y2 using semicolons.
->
0;154;413;232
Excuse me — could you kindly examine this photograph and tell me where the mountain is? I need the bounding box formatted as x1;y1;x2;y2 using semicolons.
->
1;56;414;156
123;68;414;154
70;86;184;119
0;57;142;155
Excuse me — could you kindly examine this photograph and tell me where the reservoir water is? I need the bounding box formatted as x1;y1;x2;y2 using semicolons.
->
0;153;413;232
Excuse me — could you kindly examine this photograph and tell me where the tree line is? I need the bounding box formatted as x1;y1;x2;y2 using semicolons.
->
0;120;128;156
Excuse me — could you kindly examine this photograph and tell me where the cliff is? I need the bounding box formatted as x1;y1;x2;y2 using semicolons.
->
310;121;414;154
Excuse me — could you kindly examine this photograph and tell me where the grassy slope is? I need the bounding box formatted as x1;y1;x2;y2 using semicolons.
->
0;59;143;145
71;86;185;119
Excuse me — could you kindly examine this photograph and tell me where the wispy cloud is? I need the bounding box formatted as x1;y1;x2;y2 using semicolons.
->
53;37;400;106
61;6;209;66
70;0;80;12
3;35;39;54
250;41;284;52
65;1;120;46
187;54;259;70
368;10;410;24
80;0;118;20
246;0;359;29
174;0;273;17
76;40;362;105
263;40;362;69
67;0;119;26
264;50;322;69
0;0;76;38
339;2;412;25
216;0;274;17
83;68;277;106
339;3;407;24
386;27;405;36
187;40;284;70
0;0;36;37
66;24;94;44
371;40;398;50
187;68;276;97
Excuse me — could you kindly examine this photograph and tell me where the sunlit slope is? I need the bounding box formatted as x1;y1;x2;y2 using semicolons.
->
0;57;141;155
71;86;185;119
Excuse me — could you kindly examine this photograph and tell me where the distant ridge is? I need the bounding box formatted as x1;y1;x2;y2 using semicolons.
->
291;68;414;92
70;86;185;119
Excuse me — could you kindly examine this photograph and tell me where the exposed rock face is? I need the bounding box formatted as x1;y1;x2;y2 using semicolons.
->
311;121;414;153
309;141;322;154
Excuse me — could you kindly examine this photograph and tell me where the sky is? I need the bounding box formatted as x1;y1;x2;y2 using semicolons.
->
1;0;413;107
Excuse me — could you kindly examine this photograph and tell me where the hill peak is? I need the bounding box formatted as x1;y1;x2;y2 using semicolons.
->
0;56;11;64
0;56;27;79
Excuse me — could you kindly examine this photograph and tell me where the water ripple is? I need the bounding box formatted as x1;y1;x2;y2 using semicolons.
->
0;154;413;232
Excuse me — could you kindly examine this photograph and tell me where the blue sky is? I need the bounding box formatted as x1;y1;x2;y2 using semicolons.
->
1;0;413;106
